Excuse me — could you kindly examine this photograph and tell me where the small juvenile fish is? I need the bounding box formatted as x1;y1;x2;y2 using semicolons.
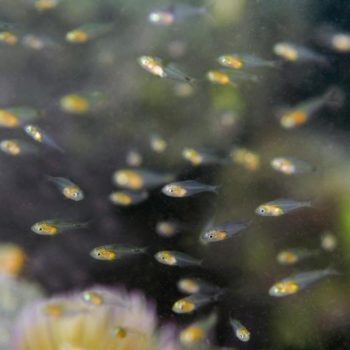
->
90;244;147;261
138;56;194;82
269;268;339;297
0;106;42;128
278;87;344;129
150;133;168;153
0;31;18;45
162;180;218;198
230;319;250;342
109;190;149;206
271;157;314;175
112;168;174;190
182;148;225;166
148;3;207;26
218;53;276;70
206;70;258;86
315;27;350;53
172;292;222;314
0;139;38;156
66;22;114;44
82;291;104;305
60;91;106;115
230;147;260;171
31;219;89;236
126;149;143;167
200;221;250;243
24;124;64;153
47;176;84;201
273;42;328;65
156;220;184;238
255;199;311;217
179;313;217;346
34;0;61;11
277;248;319;265
177;278;220;295
154;250;201;267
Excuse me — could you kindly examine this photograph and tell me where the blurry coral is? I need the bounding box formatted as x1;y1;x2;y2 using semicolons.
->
12;287;182;350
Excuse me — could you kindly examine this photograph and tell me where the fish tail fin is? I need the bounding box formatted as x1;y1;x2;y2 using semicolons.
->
324;266;341;276
323;86;345;110
211;185;221;194
78;221;90;229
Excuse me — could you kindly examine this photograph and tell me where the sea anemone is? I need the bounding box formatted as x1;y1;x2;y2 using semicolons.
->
12;286;182;350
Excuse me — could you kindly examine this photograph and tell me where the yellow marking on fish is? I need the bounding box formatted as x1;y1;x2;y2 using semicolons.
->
206;71;231;85
172;298;196;313
62;186;81;200
66;30;89;43
183;148;203;165
0;110;20;128
38;223;58;235
271;281;300;296
0;32;18;45
206;230;228;241
60;95;89;114
236;327;250;342
332;34;350;52
165;184;187;197
157;251;177;265
114;170;144;190
180;326;205;345
259;204;284;216
0;140;21;155
139;56;165;77
220;55;244;69
275;44;298;61
178;279;200;294
231;148;260;171
0;244;26;276
157;222;176;237
82;291;104;305
277;251;298;265
280;110;307;128
109;192;133;206
35;0;59;11
94;247;117;261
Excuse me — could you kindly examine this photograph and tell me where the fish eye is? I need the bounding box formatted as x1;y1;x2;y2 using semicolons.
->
259;207;265;213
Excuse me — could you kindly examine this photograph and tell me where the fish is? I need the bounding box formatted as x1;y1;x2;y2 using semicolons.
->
315;27;350;53
24;124;64;153
34;0;61;11
230;147;260;171
0;139;38;156
200;221;250;243
81;291;104;305
138;56;194;82
150;134;168;153
109;190;149;206
217;53;276;70
172;292;222;314
112;326;144;339
90;244;147;261
66;22;114;44
179;312;217;346
276;248;320;265
230;318;250;342
112;168;174;190
125;149;143;167
255;198;311;216
177;278;221;295
155;220;184;238
278;87;345;129
271;157;315;175
269;268;339;297
31;219;89;236
182;148;226;166
154;250;202;267
47;176;84;201
0;31;18;45
161;180;218;198
273;42;328;65
148;3;207;26
60;91;106;115
0;106;42;128
206;70;259;86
